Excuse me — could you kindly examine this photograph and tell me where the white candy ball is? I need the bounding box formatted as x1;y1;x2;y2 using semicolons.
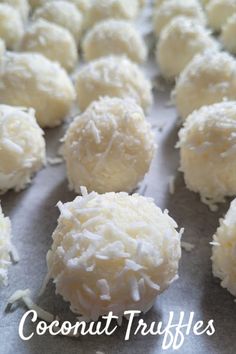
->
153;0;206;37
75;56;153;112
178;101;236;209
33;0;83;44
175;51;236;120
0;105;46;193
85;0;139;29
0;53;76;128
63;97;156;194
0;3;24;49
20;19;78;72
157;17;218;80
82;19;147;64
222;14;236;54
0;206;12;287
47;190;182;321
206;0;236;32
1;0;29;21
212;198;236;297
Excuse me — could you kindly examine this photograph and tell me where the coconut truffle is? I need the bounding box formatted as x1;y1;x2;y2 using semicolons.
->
212;198;236;296
46;189;182;321
206;0;236;32
222;14;236;55
0;105;46;193
153;0;206;37
20;19;78;72
86;0;139;29
82;19;147;64
63;97;156;194
156;17;218;80
75;56;153;112
0;53;75;128
0;3;24;50
1;0;29;21
178;101;236;209
33;1;83;44
0;206;12;287
174;51;236;120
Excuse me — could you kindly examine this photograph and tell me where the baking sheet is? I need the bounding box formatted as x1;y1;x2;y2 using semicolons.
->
1;3;236;354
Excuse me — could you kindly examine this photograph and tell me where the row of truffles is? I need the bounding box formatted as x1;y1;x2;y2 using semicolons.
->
153;0;236;34
212;198;236;298
153;0;236;299
46;189;182;321
154;0;236;67
0;205;12;287
0;0;145;52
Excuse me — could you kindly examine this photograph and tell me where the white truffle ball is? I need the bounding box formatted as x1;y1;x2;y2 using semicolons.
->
46;190;182;321
75;56;153;113
212;198;236;297
86;0;139;29
178;101;236;209
222;14;236;55
63;97;156;194
175;51;236;120
0;3;24;50
33;1;83;44
20;19;78;72
206;0;236;32
0;105;46;193
0;53;76;128
0;206;12;287
153;0;206;37
157;17;218;80
1;0;29;21
82;19;147;64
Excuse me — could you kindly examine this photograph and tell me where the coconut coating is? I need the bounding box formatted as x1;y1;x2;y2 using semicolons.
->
174;51;236;120
46;190;182;321
20;19;78;72
0;206;12;287
75;56;153;112
153;0;206;37
82;19;147;64
0;3;24;50
0;105;46;193
212;198;236;297
0;53;76;128
206;0;236;32
85;0;139;29
222;14;236;55
178;101;236;209
33;1;82;44
63;97;156;194
1;0;29;21
156;17;218;80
